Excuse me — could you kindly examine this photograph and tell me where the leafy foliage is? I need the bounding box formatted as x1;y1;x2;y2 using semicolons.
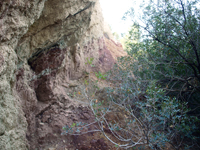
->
107;56;199;149
124;0;200;115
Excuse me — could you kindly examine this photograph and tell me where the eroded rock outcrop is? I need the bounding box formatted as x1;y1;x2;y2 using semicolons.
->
0;0;125;149
0;0;46;149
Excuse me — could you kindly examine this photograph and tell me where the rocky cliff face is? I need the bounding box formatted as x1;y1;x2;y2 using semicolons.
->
0;0;125;149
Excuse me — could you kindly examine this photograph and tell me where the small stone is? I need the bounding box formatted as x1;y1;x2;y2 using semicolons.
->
48;148;56;150
69;83;78;87
39;122;44;125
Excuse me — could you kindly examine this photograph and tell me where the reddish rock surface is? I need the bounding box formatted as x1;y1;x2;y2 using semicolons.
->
16;37;125;150
98;37;116;72
28;45;66;75
15;36;126;149
104;37;127;60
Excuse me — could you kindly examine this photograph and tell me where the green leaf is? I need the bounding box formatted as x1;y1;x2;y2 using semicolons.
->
71;123;76;127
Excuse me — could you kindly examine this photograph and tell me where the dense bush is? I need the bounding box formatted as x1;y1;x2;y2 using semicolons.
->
124;0;200;109
116;0;200;148
106;55;199;149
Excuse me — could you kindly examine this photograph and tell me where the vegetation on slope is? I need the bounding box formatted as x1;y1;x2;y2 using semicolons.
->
63;0;200;149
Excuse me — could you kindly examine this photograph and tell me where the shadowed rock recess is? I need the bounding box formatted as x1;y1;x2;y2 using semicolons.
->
0;0;126;149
